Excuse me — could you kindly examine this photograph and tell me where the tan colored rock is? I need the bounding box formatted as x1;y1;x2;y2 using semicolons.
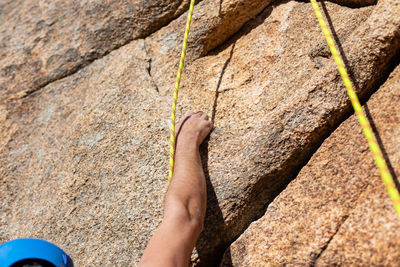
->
0;0;190;102
146;0;376;97
143;0;276;96
187;0;398;264
315;66;400;266
222;49;400;267
0;0;279;104
0;0;399;266
0;40;167;266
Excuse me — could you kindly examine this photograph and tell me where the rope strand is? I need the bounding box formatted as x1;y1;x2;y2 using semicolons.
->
168;0;196;187
310;0;400;217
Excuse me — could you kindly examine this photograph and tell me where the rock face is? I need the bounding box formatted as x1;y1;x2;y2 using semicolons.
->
0;0;193;102
0;0;399;266
222;64;400;266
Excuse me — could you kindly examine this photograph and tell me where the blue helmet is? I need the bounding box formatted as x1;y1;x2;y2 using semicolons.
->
0;238;74;267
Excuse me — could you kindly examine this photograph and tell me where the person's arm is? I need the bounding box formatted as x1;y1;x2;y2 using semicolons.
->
139;111;212;267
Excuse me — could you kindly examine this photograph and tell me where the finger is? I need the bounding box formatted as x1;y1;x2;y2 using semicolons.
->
184;110;195;118
201;113;209;120
193;111;203;118
177;111;194;124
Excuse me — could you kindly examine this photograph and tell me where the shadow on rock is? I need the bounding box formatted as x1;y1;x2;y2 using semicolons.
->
321;0;400;191
194;43;236;267
196;138;232;267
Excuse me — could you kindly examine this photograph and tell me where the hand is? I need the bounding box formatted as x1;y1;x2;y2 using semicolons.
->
175;111;213;148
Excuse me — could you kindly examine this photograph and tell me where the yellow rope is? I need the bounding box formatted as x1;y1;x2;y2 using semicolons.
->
310;0;400;217
168;0;196;187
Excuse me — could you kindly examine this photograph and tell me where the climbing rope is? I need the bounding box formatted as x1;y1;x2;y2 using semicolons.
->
168;0;196;187
310;0;400;217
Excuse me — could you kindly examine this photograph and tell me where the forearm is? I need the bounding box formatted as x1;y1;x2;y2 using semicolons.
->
165;139;207;227
139;112;211;267
139;143;207;267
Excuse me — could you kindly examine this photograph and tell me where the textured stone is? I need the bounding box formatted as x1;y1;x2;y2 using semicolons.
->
0;0;190;102
222;45;400;267
0;0;399;266
0;40;167;266
0;0;280;104
144;0;275;96
315;66;400;266
188;0;398;264
141;0;377;97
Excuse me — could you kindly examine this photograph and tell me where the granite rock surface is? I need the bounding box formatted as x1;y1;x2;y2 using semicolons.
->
0;0;190;102
0;0;399;266
315;64;400;267
222;64;400;266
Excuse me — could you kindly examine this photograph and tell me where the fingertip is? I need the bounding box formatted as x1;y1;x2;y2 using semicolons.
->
185;111;195;117
193;111;202;118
